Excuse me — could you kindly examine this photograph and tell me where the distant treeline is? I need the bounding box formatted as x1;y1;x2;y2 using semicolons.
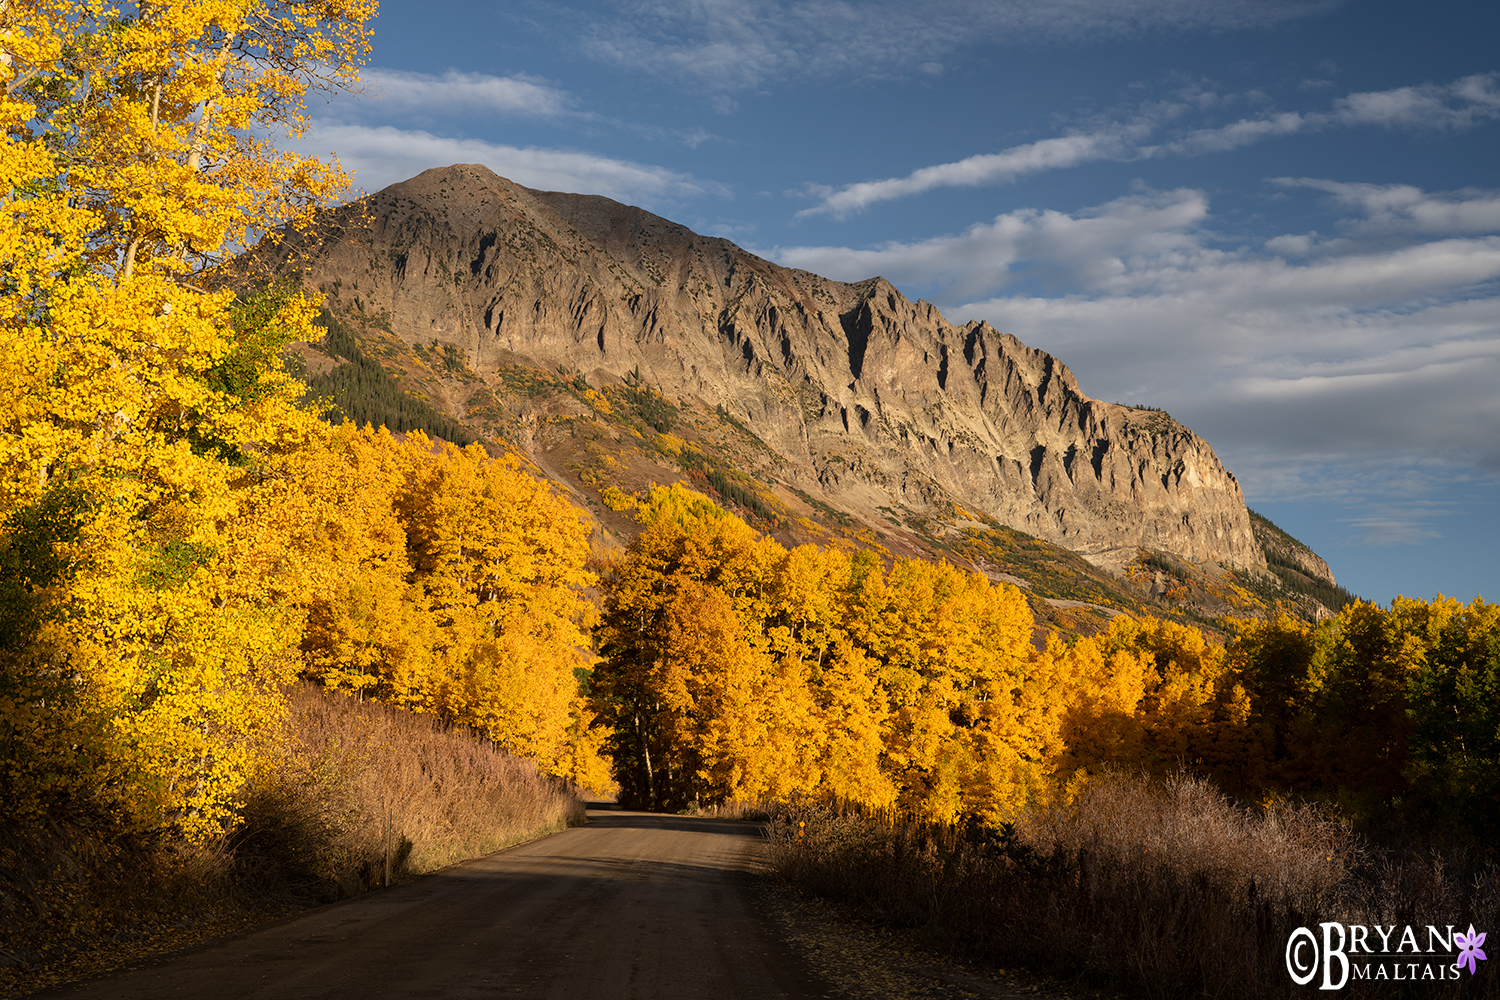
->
1264;552;1359;611
301;312;475;445
1247;510;1360;612
619;381;677;434
675;447;779;525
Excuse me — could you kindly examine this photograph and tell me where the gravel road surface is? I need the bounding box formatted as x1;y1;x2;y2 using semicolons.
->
41;807;823;1000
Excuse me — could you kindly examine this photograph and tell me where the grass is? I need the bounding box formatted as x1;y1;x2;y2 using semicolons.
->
766;771;1500;999
679;799;773;821
245;684;586;890
953;525;1135;608
0;684;584;996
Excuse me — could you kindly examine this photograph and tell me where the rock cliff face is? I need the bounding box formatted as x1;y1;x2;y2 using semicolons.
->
285;164;1264;571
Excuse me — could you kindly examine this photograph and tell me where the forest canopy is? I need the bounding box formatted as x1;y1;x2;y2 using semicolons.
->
4;0;1495;917
592;485;1500;833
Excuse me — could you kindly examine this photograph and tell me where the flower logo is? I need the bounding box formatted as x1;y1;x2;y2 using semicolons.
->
1455;925;1488;976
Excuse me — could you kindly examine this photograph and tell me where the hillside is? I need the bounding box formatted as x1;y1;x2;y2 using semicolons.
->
1244;509;1360;616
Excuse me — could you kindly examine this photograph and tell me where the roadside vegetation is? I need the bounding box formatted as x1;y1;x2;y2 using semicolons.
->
590;485;1499;996
766;772;1499;999
2;684;583;994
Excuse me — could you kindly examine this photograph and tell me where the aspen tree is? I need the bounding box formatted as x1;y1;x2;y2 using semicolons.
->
1399;596;1500;829
1221;612;1315;790
594;485;760;808
814;642;896;807
2;0;372;840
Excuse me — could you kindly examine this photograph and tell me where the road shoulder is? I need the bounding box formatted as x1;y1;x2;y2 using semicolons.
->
752;871;1095;1000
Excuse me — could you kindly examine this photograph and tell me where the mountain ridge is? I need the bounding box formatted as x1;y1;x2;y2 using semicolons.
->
260;163;1268;578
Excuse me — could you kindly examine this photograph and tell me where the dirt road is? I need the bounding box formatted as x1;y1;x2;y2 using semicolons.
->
42;807;823;1000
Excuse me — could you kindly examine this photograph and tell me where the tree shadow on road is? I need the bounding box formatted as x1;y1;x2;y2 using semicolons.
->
583;807;765;838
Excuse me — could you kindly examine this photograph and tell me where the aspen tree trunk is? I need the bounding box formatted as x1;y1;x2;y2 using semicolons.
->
120;238;142;283
637;712;655;807
183;36;235;173
0;1;11;89
120;32;234;282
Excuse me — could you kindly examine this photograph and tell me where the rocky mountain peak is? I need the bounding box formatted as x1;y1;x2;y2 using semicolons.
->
276;163;1266;573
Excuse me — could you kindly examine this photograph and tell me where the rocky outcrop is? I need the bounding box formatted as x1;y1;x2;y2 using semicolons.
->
279;164;1265;571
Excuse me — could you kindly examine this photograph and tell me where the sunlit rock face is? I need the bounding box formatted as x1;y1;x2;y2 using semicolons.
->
290;163;1264;571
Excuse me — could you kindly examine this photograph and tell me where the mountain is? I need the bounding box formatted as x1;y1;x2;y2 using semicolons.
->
258;163;1269;590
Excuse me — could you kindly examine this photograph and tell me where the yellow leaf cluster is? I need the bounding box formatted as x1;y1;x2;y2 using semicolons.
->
2;0;378;842
289;426;599;778
4;0;372;282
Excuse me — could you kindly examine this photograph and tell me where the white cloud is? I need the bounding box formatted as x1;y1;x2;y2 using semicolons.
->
1155;110;1310;155
798;125;1155;218
355;68;575;119
799;73;1500;216
1274;178;1500;235
779;188;1210;297
299;123;731;206
1339;506;1446;546
1333;73;1500;130
574;0;1337;90
311;67;724;149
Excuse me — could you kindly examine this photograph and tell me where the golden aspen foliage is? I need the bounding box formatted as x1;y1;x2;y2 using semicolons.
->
1049;635;1151;778
813;642;896;808
562;698;616;794
394;432;596;774
269;425;419;697
842;557;1035;822
593;482;1496;833
13;0;372;281
657;580;765;801
1093;616;1233;770
762;544;850;662
6;0;609;866
593;485;815;809
761;545;892;807
593;484;761;809
0;276;324;840
272;427;601;781
1;0;372;841
1044;616;1260;800
596;485;1047;819
750;652;824;801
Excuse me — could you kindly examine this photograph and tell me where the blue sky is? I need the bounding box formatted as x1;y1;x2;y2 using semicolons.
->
294;0;1499;606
